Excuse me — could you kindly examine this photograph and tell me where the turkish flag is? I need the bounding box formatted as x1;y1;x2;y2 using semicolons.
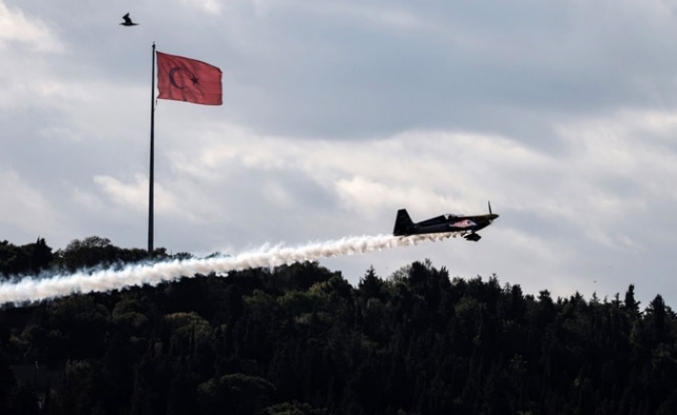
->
156;51;222;105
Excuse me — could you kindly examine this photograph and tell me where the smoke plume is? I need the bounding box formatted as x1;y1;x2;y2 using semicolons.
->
0;233;458;306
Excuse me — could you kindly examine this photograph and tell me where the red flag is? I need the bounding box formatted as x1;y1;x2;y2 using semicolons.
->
156;51;222;105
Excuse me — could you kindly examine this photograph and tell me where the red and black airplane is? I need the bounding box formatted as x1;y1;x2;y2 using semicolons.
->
393;202;498;241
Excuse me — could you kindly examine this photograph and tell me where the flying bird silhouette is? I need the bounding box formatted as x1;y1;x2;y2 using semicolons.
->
120;13;138;26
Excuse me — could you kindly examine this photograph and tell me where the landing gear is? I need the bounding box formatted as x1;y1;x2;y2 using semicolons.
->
464;233;481;242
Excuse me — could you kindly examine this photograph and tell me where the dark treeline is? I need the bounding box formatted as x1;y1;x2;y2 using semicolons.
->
1;237;676;414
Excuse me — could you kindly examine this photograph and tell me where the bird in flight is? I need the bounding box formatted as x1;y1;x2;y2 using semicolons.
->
120;13;138;26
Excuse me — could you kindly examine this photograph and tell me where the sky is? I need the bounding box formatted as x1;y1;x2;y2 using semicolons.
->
2;0;677;307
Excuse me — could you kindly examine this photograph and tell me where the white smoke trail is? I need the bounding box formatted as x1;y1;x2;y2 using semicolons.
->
0;233;459;306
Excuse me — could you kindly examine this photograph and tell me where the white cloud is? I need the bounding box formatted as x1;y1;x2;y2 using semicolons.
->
154;109;677;262
0;169;69;242
556;110;677;201
180;0;223;14
0;1;63;52
92;174;191;221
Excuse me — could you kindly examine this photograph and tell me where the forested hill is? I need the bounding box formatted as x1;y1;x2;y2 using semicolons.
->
1;237;676;415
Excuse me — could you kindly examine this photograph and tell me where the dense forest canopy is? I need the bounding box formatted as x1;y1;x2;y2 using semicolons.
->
1;237;676;414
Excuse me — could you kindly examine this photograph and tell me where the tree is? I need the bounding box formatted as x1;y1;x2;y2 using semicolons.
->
646;294;667;345
0;238;54;278
358;267;384;301
623;284;641;317
198;374;275;415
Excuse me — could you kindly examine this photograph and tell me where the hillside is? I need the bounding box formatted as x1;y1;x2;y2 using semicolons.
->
1;237;675;414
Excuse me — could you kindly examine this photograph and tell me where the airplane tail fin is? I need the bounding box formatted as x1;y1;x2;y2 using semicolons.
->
393;209;414;236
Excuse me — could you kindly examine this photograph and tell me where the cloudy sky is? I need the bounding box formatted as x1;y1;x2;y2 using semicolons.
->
2;0;677;306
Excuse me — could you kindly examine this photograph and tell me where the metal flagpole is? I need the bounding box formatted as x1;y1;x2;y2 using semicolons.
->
148;42;156;255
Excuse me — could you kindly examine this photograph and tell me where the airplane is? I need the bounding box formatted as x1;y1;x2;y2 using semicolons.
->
393;202;499;241
120;13;139;26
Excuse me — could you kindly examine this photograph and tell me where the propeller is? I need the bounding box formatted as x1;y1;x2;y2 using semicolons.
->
488;201;498;222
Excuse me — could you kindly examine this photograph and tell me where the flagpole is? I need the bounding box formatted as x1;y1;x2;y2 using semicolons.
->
148;42;156;255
